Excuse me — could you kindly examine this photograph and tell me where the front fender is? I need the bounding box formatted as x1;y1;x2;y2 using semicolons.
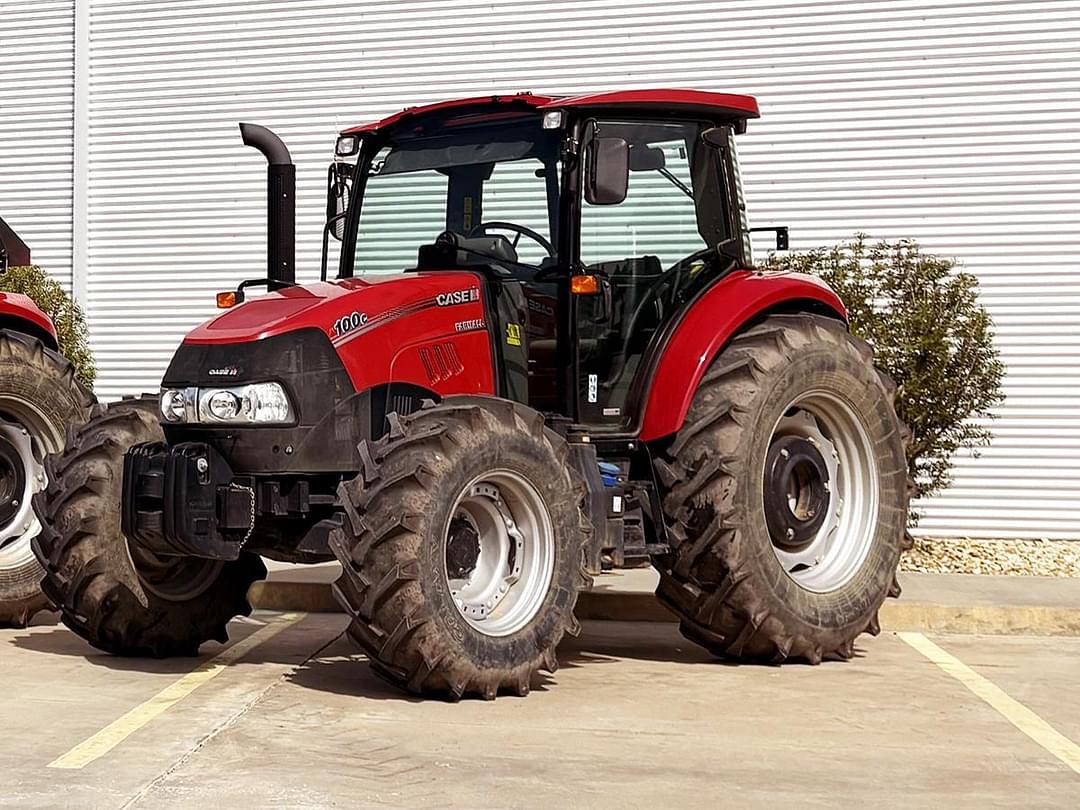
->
0;292;58;349
638;270;846;441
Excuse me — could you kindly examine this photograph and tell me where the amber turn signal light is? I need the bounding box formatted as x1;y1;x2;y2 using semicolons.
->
216;291;238;309
570;274;600;295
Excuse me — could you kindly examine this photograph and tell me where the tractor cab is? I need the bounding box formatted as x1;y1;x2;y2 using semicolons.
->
325;92;758;429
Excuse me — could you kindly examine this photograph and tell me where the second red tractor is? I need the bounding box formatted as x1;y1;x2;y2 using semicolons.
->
32;90;908;698
0;216;94;626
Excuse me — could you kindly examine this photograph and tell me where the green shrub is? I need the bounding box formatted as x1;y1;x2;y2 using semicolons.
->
1;265;96;388
765;236;1005;507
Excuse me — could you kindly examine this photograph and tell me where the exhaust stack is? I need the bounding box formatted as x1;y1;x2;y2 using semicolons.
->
239;123;295;290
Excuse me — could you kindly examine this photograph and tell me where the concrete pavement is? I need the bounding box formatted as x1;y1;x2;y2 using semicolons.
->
4;613;1079;808
252;561;1080;635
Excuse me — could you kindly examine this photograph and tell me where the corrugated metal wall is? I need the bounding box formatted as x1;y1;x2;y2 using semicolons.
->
68;0;1080;537
0;0;74;290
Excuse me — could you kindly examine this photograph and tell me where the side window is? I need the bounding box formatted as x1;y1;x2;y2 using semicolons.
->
482;158;554;265
580;125;707;268
355;148;448;274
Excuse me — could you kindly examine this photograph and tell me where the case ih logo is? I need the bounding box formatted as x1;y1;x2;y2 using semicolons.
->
436;288;480;307
207;366;240;377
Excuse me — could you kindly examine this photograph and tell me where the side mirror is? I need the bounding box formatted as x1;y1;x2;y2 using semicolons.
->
585;137;629;205
325;163;352;241
331;185;349;241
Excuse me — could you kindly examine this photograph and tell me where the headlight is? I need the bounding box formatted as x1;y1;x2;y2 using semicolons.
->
160;389;189;422
241;382;292;423
162;382;295;425
207;390;241;420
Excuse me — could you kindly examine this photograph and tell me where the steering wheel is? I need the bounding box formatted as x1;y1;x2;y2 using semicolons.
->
468;221;554;257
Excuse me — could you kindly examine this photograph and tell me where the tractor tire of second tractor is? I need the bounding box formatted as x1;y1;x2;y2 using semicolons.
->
330;397;592;700
31;396;266;656
654;313;911;664
0;329;95;627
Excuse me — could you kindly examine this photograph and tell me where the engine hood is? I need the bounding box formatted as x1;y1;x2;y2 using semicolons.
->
181;270;495;397
184;272;483;346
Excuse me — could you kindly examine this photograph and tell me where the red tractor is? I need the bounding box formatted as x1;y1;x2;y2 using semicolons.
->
32;91;908;698
0;216;94;625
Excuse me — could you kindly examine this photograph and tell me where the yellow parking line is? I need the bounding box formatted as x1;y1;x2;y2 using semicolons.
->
898;631;1080;776
48;612;304;770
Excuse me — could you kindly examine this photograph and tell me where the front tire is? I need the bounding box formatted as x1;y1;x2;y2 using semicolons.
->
654;314;909;663
330;398;591;699
31;397;266;656
0;330;95;627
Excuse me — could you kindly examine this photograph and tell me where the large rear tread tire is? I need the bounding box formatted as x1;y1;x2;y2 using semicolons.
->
654;314;910;664
330;397;591;700
0;330;95;627
31;396;265;656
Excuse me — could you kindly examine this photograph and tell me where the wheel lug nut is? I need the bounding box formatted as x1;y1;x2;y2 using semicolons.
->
786;528;795;540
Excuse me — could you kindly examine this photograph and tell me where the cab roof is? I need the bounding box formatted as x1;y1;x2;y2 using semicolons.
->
341;89;760;136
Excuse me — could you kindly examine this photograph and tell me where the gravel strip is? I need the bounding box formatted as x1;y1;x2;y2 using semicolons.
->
902;537;1080;577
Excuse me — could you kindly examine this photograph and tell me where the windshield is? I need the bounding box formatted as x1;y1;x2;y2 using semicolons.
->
352;121;562;275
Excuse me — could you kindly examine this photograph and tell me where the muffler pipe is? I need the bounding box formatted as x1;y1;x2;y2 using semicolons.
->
239;123;295;290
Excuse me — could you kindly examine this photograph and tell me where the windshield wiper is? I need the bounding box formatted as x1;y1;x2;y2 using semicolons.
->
657;167;693;199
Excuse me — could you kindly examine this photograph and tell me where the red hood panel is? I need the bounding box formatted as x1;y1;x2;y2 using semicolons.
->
182;271;495;398
202;294;324;334
185;273;482;345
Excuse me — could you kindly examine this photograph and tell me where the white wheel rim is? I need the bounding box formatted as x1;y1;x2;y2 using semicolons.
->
0;398;59;573
763;391;879;593
444;469;555;637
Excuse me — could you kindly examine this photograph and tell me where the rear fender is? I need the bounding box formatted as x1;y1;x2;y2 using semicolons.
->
638;270;846;441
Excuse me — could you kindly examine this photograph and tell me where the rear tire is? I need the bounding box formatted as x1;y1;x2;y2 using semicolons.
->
330;397;591;699
31;396;265;656
0;330;94;627
654;314;909;663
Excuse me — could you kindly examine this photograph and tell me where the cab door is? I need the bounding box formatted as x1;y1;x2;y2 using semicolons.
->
574;118;735;428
